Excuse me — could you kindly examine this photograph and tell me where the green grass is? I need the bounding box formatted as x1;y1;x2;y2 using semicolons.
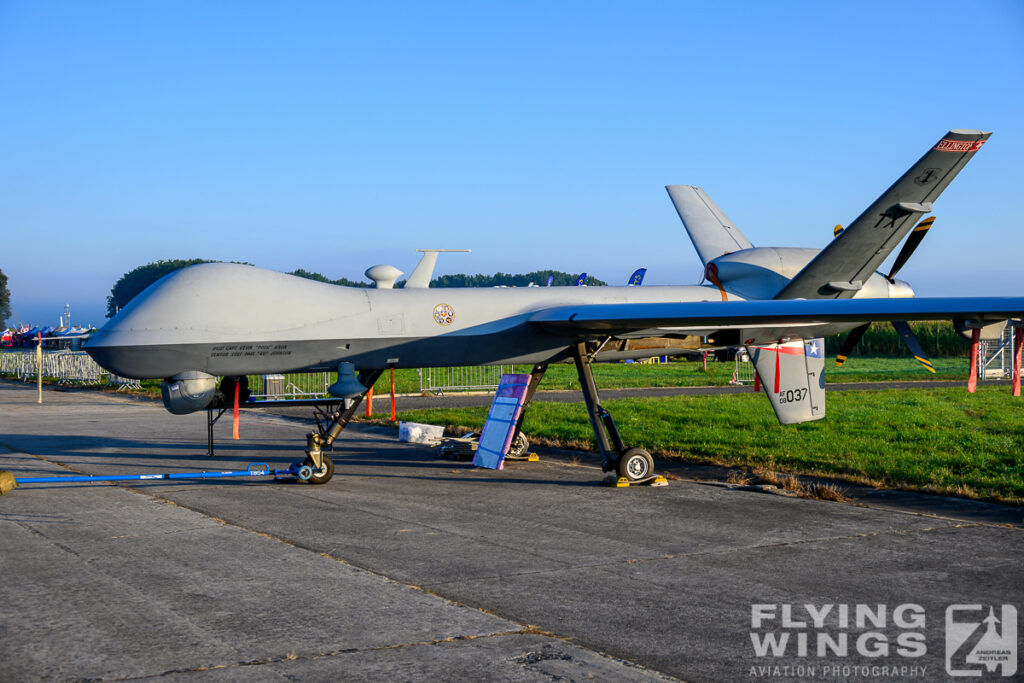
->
822;356;967;383
3;352;965;398
376;355;968;395
365;385;1024;504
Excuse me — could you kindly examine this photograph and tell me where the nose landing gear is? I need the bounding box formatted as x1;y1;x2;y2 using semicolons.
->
298;368;383;485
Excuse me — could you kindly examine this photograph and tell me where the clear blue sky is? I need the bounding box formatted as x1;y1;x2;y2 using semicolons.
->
1;0;1022;327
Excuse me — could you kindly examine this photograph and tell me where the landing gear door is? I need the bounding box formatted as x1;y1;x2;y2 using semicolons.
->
745;338;826;425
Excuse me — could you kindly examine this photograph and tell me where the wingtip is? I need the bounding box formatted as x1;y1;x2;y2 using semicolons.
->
948;129;992;137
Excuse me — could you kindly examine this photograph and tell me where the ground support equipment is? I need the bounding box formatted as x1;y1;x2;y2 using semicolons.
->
8;462;309;491
505;363;547;460
438;434;479;461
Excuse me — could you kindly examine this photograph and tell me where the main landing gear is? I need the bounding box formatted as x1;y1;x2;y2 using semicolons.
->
571;341;661;485
301;368;383;485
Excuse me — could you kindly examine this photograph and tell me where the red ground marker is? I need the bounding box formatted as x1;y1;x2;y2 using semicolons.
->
1012;324;1022;397
232;381;240;439
390;368;396;421
967;328;980;393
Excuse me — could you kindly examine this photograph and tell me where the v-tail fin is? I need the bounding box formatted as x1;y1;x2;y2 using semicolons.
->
666;185;754;266
746;338;826;425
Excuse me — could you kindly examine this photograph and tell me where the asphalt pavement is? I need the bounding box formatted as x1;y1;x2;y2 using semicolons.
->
1;380;1021;681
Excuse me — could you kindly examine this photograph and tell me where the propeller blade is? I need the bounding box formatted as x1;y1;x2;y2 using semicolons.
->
891;321;936;373
833;224;843;237
835;323;870;367
887;216;935;280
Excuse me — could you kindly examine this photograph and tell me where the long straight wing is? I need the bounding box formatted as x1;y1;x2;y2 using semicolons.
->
775;130;991;300
529;297;1024;335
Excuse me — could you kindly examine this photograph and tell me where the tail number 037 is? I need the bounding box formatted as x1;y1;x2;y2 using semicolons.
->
778;388;807;404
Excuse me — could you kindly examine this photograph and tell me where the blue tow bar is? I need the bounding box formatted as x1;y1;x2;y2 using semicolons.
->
15;462;303;485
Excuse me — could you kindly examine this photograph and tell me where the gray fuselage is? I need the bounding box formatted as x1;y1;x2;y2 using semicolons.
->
85;262;887;379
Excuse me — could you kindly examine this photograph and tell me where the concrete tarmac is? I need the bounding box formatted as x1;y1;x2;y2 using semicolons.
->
1;380;1022;682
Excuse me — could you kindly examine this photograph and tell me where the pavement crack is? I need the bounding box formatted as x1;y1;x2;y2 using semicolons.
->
9;519;82;557
425;522;978;588
275;486;578;569
102;629;569;681
101;489;677;680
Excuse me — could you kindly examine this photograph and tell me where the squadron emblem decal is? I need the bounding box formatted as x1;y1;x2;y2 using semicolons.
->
934;138;985;153
433;303;455;326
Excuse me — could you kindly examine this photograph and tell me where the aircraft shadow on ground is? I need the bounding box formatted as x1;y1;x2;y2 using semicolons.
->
325;470;599;488
2;433;600;489
0;433;297;463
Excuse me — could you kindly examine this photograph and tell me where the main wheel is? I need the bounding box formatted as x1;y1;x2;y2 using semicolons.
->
507;432;530;458
303;455;334;485
617;448;654;482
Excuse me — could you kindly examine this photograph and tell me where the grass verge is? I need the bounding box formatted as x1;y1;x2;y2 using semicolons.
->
360;385;1024;504
395;356;968;394
1;353;968;398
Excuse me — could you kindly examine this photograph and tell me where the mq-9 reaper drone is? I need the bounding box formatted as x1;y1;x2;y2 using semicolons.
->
86;129;1024;485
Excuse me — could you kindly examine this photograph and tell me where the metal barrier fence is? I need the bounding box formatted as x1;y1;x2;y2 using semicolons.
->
4;350;782;399
246;372;333;400
1;350;523;399
418;365;519;395
979;322;1012;380
0;351;343;397
730;350;755;385
0;350;142;390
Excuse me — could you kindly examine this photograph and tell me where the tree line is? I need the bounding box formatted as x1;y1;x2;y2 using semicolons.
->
105;260;607;318
0;268;10;329
0;261;974;359
823;321;969;358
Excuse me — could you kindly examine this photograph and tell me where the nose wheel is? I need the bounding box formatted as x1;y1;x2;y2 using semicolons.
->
300;455;334;485
296;368;384;486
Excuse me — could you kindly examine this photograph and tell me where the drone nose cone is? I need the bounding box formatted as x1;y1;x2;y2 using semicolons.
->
84;319;116;349
84;317;150;378
887;278;915;299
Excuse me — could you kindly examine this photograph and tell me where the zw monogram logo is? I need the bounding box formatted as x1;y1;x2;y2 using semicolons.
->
946;605;1017;677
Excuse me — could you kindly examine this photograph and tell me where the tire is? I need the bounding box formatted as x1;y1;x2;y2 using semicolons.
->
507;432;529;458
219;375;251;404
617;448;654;482
304;455;334;485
